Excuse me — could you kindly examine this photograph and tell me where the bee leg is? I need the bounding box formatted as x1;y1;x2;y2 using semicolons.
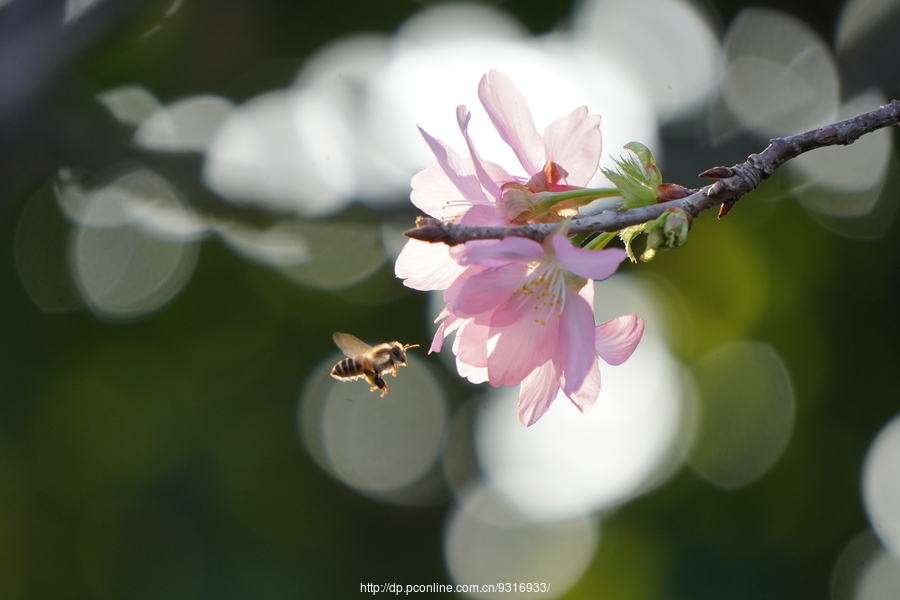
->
374;375;388;397
365;371;388;397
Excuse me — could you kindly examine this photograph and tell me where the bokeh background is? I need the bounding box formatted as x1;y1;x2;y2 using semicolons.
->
3;0;900;598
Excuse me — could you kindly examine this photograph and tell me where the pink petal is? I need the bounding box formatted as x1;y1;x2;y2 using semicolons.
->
451;236;544;267
478;71;545;177
455;318;490;369
557;289;598;396
562;356;601;413
443;264;485;306
418;126;489;205
552;236;626;281
395;239;468;291
480;159;519;190
518;360;562;427
434;305;452;323
578;278;594;306
487;300;560;386
410;164;471;220
430;313;462;353
457;105;502;201
449;262;529;317
457;355;489;384
542;107;602;187
459;203;507;227
595;314;645;366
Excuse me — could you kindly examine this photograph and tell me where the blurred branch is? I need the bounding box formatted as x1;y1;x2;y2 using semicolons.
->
0;0;155;121
405;99;900;246
0;0;154;214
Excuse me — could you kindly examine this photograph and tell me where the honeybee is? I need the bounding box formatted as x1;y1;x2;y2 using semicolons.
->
330;332;419;397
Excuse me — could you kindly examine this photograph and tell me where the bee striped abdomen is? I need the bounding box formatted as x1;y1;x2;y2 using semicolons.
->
332;357;363;380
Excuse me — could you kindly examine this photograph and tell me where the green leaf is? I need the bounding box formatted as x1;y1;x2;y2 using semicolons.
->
602;142;663;210
619;224;646;263
623;142;662;189
583;231;617;250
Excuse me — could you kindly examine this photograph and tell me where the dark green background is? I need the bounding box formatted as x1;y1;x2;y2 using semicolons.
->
1;0;898;598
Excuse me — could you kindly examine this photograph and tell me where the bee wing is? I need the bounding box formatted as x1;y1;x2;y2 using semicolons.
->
333;332;372;358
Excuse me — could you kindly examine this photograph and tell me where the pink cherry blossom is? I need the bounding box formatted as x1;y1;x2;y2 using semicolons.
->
431;233;644;427
412;70;601;223
395;70;602;292
394;70;643;426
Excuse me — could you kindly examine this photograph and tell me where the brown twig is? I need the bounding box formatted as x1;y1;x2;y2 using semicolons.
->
405;100;900;246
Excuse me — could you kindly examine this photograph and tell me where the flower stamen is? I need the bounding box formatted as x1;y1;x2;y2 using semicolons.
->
516;260;567;325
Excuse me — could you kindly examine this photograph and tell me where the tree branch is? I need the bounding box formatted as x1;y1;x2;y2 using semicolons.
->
405;99;900;246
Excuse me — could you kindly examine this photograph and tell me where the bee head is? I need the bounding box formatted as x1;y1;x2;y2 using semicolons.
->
390;342;419;365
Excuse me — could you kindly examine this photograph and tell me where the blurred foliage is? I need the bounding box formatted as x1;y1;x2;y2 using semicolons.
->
2;0;900;598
